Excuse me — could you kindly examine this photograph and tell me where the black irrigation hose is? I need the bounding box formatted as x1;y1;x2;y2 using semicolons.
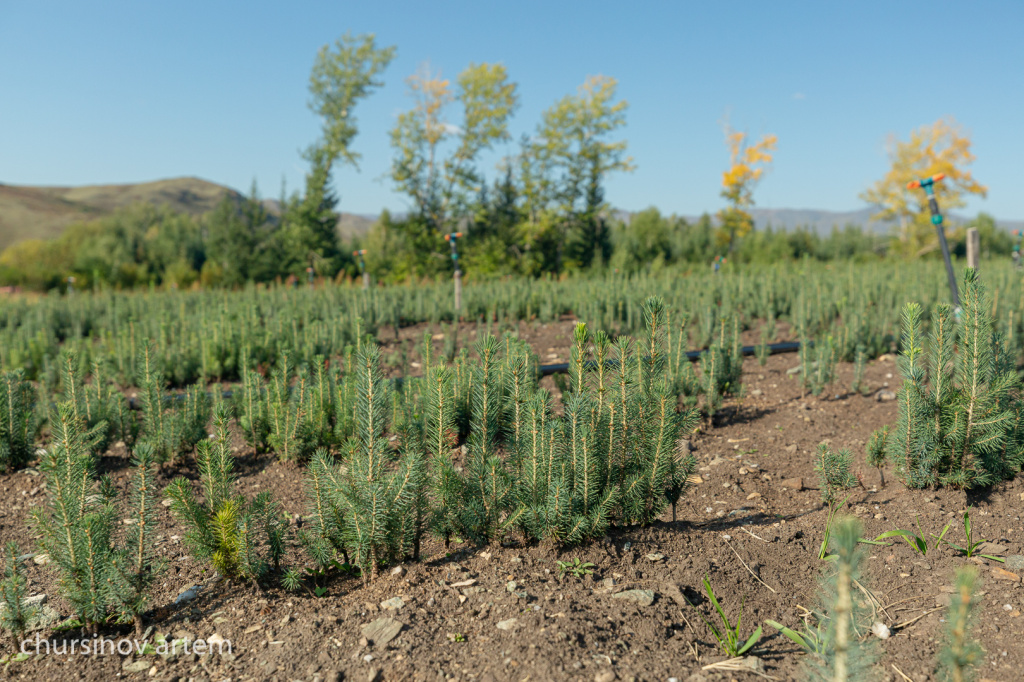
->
536;340;802;376
127;341;803;408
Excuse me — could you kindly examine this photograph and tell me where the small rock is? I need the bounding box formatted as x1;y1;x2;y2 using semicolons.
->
368;667;381;682
1005;555;1024;571
595;671;617;682
708;456;727;467
876;389;897;402
380;597;405;611
361;617;404;647
122;659;151;673
33;553;50;566
977;542;1008;556
645;553;665;562
746;492;761;500
610;589;655;607
750;389;763;397
208;633;226;647
496;618;519;631
784;444;797;453
602;578;616;591
991;567;1021;583
506;581;518;593
871;622;890;639
161;499;173;507
280;613;292;625
778;477;803;491
390;566;405;577
174;585;202;605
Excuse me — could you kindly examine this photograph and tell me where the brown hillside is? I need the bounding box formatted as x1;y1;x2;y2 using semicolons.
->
0;177;240;251
0;176;378;251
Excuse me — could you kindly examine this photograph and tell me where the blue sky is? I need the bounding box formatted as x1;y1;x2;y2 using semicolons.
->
2;1;1022;219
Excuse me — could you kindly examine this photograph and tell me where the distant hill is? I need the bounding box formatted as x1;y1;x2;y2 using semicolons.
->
0;178;239;251
0;177;380;251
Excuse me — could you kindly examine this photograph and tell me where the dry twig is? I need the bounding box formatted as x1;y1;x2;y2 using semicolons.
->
723;537;777;594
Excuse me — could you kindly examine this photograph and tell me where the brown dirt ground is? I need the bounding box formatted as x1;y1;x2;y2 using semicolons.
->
1;337;1022;682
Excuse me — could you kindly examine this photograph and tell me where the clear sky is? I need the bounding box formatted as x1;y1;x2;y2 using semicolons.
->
2;1;1021;219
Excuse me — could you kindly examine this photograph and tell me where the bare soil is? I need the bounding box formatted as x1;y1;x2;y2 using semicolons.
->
2;338;1023;682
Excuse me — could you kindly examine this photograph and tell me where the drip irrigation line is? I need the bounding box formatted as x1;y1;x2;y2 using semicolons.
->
125;340;803;409
537;340;802;376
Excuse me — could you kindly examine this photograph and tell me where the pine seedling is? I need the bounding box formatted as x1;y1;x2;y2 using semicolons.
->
698;344;726;421
236;350;270;452
850;344;867;395
884;272;1024;489
58;352;120;455
298;448;349;568
107;443;165;634
803;517;876;682
814;444;856;560
137;342;209;464
333;344;358;444
0;369;40;473
0;542;38;648
267;353;315;462
886;302;934;487
166;409;287;586
333;344;423;580
307;355;336;450
665;409;700;523
425;365;461;548
32;402;119;629
865;425;889;487
937;566;983;682
517;391;554;539
459;335;520;544
755;324;771;367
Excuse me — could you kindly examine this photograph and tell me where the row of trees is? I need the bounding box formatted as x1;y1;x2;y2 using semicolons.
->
0;30;998;290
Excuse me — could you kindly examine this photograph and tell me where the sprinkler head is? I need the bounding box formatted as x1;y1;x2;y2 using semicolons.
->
907;172;945;190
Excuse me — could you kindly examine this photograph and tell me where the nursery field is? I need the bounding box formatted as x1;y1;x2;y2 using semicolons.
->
1;261;1023;682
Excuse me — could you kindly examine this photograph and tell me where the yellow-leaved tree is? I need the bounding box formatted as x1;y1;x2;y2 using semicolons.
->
717;127;777;251
860;118;986;256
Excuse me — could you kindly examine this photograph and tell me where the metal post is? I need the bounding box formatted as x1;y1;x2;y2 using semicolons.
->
908;173;959;309
966;228;980;270
445;231;464;316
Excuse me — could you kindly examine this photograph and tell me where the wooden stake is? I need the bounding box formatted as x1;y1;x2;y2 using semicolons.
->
966;227;980;270
454;269;462;316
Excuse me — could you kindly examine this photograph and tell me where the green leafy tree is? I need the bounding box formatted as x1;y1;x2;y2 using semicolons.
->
389;62;519;246
525;75;634;270
283;32;396;277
